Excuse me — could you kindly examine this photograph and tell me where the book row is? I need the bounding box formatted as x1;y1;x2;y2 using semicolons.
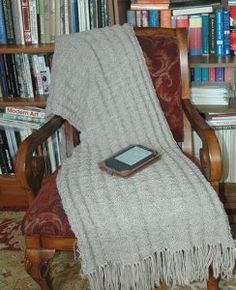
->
0;106;61;175
191;67;236;96
0;0;112;45
0;53;52;99
127;6;236;56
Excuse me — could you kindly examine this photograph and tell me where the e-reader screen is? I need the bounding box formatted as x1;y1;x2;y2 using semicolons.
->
114;146;153;166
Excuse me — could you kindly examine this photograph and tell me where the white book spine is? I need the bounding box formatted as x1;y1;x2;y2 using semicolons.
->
23;54;34;98
29;0;38;44
64;0;70;34
31;55;44;95
11;0;25;45
47;136;57;172
49;0;56;42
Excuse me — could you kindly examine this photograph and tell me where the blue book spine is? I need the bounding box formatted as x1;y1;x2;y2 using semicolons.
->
215;67;225;81
193;67;202;82
215;9;224;56
201;68;209;81
223;10;230;56
149;10;159;28
202;14;209;55
70;0;79;32
0;0;7;44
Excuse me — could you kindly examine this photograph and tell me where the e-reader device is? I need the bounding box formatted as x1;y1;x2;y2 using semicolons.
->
99;144;161;177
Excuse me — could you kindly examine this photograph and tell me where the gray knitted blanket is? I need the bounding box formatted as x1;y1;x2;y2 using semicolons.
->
46;24;235;290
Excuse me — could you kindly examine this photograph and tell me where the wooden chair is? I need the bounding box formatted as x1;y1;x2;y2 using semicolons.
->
16;28;222;290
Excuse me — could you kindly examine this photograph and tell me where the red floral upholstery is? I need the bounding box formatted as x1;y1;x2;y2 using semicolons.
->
22;34;186;238
137;34;184;142
22;170;75;238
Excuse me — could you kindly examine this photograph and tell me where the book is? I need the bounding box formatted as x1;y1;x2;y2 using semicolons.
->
11;0;25;45
2;0;15;44
160;9;172;27
149;10;159;27
126;9;136;26
29;0;38;44
209;12;216;55
0;128;14;174
189;15;202;56
20;0;32;45
0;106;46;118
130;3;169;10
169;0;221;9
223;9;230;55
0;0;7;44
215;9;224;56
201;14;209;55
172;5;213;16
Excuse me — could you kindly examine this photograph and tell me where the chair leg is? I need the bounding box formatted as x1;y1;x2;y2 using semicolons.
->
25;248;56;290
207;276;220;290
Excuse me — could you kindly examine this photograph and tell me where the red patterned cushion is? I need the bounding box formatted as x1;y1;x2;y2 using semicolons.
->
22;170;75;238
137;34;184;142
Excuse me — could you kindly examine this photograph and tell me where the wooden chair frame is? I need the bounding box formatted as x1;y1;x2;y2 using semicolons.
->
15;28;222;290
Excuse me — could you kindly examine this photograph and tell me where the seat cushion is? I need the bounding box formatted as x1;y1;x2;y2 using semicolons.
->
22;154;201;238
22;170;75;238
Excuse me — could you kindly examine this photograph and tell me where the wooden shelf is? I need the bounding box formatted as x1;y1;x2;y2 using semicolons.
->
0;96;47;107
189;55;236;68
0;43;55;54
196;105;236;113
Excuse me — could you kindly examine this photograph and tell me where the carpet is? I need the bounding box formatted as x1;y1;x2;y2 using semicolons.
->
1;211;236;290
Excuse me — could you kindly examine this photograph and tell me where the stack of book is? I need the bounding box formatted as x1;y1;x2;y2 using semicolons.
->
204;111;236;128
190;81;232;106
0;106;61;175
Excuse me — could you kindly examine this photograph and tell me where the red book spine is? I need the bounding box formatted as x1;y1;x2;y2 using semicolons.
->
209;67;216;81
20;0;32;45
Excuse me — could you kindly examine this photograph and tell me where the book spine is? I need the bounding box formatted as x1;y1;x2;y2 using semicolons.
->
30;54;44;95
0;113;44;123
160;9;172;28
29;0;38;44
201;68;209;82
0;55;9;98
215;67;225;81
189;15;202;56
69;0;79;32
215;8;224;56
193;67;202;82
135;10;142;27
2;54;13;97
20;0;32;45
209;67;216;81
126;9;136;26
4;106;45;118
201;13;209;55
223;10;230;55
10;0;25;45
141;10;149;27
230;5;236;53
38;0;45;43
0;0;7;44
209;12;216;55
176;15;189;28
2;0;15;44
0;128;14;174
149;10;159;27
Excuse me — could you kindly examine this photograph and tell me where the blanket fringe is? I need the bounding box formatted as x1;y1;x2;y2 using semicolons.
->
82;244;235;290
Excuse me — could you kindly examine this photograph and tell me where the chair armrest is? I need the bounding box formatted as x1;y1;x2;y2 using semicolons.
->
182;99;222;190
15;115;65;203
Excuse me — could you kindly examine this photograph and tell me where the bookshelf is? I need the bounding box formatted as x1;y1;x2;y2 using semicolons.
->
0;0;128;208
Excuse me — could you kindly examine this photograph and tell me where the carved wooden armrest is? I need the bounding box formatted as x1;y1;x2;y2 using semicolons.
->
15;115;65;203
182;99;222;190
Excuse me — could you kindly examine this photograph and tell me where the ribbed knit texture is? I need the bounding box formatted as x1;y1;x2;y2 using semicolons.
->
46;24;235;290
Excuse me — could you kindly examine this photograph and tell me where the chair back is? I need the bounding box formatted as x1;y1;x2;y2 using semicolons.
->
135;27;192;153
